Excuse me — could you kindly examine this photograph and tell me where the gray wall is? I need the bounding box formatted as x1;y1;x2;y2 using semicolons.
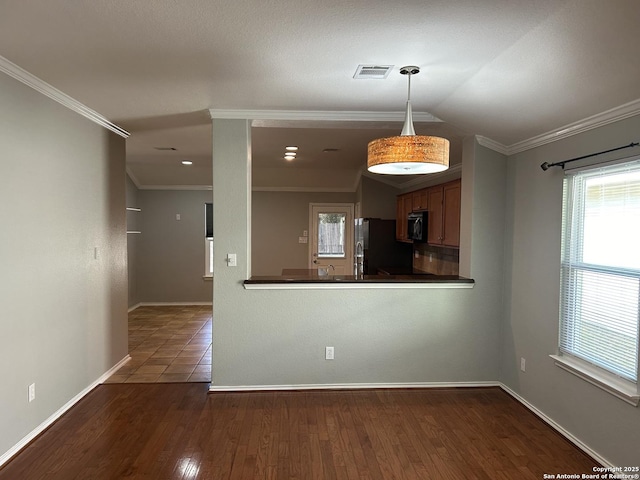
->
126;175;140;308
250;177;398;276
501;114;640;465
0;72;128;458
213;122;505;390
136;189;213;304
359;175;398;219
251;191;356;276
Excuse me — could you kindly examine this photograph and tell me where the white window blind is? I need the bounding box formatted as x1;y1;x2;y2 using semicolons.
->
560;159;640;383
205;238;214;276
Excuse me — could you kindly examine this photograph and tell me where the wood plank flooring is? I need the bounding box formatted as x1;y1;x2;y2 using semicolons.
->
0;385;598;479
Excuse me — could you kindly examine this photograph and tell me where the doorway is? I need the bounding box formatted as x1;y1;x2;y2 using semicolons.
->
308;203;354;275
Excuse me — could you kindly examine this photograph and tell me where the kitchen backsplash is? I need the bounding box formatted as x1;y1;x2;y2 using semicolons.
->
413;244;459;275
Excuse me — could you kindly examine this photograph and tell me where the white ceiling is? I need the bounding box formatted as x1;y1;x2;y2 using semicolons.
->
2;0;640;190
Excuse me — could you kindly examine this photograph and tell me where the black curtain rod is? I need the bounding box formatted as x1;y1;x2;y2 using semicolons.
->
540;142;639;171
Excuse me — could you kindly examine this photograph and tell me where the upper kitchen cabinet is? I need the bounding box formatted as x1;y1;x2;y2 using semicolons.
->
427;179;461;247
412;189;428;211
396;179;460;247
396;193;414;242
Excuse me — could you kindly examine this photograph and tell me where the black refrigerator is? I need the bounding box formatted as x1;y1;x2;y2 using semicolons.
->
354;218;412;275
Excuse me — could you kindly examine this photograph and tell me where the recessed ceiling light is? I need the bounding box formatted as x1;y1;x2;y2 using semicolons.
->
285;146;298;151
181;160;193;165
285;151;297;156
284;155;295;161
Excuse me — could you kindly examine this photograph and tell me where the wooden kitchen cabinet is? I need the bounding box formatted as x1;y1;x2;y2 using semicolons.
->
395;193;414;242
412;188;428;211
427;187;443;244
427;179;461;247
397;179;461;245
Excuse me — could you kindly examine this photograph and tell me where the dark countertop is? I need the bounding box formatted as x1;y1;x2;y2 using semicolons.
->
244;269;474;285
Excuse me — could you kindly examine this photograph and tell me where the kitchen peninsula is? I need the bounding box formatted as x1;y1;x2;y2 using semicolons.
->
244;269;474;289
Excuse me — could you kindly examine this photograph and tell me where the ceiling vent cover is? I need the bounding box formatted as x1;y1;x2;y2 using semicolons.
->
353;65;393;80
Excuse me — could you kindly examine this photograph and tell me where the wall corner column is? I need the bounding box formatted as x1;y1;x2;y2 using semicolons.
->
211;118;252;384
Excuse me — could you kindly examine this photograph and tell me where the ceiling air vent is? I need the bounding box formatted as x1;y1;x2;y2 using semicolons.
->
353;65;393;80
154;147;177;151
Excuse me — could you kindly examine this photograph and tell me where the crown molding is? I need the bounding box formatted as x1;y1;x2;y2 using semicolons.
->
476;98;640;156
475;136;509;155
138;184;212;191
211;100;640;159
209;108;442;124
0;55;129;138
125;168;142;189
252;186;355;193
507;98;640;155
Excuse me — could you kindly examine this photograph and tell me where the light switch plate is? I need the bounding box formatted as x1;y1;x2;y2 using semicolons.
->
227;253;237;267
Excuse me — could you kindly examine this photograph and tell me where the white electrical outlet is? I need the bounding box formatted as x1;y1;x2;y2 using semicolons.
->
176;213;181;220
520;357;526;372
28;383;36;403
325;346;334;360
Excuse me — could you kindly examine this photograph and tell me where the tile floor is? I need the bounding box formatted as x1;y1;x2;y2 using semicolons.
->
104;305;212;384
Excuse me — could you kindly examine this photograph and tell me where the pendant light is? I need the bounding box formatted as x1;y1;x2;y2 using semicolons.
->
367;66;449;175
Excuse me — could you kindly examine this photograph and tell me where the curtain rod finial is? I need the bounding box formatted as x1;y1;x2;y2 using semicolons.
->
540;162;550;171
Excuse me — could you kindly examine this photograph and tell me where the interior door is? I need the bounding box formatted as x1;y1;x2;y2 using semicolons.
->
309;203;354;275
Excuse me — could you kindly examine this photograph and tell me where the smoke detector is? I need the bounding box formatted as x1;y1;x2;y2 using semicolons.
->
353;65;393;80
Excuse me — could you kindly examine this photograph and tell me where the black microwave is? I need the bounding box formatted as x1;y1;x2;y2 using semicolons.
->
407;212;428;242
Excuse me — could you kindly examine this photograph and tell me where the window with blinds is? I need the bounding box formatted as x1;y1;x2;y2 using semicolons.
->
205;203;213;276
560;159;640;383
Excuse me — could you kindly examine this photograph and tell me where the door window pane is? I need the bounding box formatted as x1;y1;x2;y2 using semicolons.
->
317;213;346;258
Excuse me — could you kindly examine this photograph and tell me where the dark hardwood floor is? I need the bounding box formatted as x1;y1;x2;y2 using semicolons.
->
0;385;598;479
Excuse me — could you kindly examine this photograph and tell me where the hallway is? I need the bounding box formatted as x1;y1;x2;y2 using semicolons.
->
105;305;212;383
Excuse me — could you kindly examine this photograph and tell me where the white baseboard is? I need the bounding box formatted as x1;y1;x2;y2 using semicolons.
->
0;355;131;469
0;375;611;470
128;302;142;312
498;384;612;468
135;302;212;308
209;381;500;392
